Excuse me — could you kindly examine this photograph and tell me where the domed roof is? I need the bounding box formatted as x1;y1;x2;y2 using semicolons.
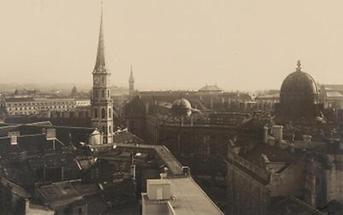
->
280;61;319;104
171;98;192;117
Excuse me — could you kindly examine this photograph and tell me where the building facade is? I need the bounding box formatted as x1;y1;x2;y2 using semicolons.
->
2;97;90;116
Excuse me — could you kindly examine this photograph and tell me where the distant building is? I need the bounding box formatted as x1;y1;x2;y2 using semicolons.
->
255;93;279;112
1;97;90;116
198;85;223;94
320;84;343;109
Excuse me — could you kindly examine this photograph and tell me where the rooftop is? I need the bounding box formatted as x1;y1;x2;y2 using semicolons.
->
36;180;101;209
143;177;223;215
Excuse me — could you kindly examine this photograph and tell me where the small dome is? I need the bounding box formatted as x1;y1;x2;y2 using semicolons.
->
171;98;192;117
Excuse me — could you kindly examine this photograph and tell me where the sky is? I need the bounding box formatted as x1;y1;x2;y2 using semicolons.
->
1;0;343;91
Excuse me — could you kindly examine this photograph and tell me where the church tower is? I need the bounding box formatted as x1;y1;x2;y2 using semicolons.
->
91;6;113;144
129;65;135;97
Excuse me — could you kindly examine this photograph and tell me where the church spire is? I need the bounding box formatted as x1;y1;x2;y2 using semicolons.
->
129;65;135;96
94;3;106;71
129;65;134;82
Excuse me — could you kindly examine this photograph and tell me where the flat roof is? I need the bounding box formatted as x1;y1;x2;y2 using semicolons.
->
163;177;223;215
116;143;184;176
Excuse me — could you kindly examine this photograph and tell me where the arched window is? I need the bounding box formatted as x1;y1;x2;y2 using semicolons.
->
109;108;112;118
94;108;98;118
101;108;106;119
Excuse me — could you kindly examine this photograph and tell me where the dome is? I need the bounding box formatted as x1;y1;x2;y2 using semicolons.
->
171;98;192;117
276;61;322;122
280;61;319;105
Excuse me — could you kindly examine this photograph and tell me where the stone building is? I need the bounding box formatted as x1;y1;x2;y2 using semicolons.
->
224;117;343;214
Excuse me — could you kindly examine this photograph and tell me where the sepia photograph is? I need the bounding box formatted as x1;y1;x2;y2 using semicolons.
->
0;0;343;214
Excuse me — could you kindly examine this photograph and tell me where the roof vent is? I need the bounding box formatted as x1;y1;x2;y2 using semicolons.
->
46;128;56;140
8;131;20;145
147;179;172;200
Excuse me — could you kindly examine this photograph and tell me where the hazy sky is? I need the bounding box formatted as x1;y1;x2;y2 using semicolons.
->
1;0;343;91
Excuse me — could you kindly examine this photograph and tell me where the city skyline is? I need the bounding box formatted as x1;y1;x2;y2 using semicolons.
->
1;0;343;91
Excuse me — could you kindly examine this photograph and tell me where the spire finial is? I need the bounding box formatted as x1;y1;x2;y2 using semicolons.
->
94;0;106;70
296;60;302;72
101;0;103;19
129;65;134;82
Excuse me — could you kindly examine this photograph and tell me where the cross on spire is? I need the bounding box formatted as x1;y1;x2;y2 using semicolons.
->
296;60;302;72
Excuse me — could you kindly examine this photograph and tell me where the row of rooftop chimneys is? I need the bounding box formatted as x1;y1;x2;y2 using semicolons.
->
6;128;57;146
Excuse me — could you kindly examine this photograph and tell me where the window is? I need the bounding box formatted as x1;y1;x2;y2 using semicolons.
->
109;108;111;118
102;90;105;98
101;108;106;119
109;125;112;133
94;108;98;118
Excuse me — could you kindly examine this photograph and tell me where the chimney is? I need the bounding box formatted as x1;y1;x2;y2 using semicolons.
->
302;135;312;146
46;128;56;140
147;179;172;200
8;131;20;145
263;126;269;144
271;125;283;141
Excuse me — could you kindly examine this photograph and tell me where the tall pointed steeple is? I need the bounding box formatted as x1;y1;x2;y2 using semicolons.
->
91;1;113;144
129;65;135;96
129;65;134;82
94;3;106;71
